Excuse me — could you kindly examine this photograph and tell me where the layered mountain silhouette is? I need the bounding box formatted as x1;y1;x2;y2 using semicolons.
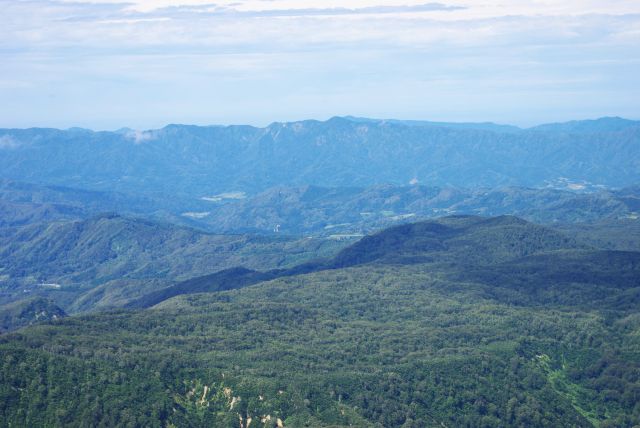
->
1;117;638;198
129;215;639;310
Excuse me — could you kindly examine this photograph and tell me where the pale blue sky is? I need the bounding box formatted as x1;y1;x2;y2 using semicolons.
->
1;0;639;130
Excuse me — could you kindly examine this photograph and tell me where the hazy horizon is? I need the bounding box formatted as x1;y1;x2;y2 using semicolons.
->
2;0;639;130
2;114;640;133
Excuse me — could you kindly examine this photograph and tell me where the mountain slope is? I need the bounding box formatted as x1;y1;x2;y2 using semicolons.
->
0;297;66;333
330;215;580;266
529;116;640;133
195;184;639;235
1;117;638;198
2;180;638;235
0;199;85;228
0;179;213;228
0;214;348;315
130;215;585;309
1;216;638;427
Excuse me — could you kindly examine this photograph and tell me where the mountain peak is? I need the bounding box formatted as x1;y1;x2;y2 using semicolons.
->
331;215;578;267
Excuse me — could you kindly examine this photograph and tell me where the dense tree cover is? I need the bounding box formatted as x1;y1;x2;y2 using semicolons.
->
0;179;199;229
0;297;65;333
0;214;348;320
558;219;640;252
1;217;639;427
1;177;638;327
130;216;591;309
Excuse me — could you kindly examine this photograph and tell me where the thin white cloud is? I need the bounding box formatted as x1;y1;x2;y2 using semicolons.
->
197;3;465;16
51;0;640;15
1;0;639;128
125;129;157;143
96;17;172;24
0;135;21;149
5;2;638;52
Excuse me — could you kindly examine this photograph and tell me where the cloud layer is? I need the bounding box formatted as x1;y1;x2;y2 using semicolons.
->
1;0;639;129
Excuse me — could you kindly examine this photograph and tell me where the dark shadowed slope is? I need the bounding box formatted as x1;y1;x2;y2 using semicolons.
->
130;215;589;308
0;297;66;333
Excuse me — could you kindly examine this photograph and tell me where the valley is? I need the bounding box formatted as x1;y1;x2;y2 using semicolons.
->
0;117;639;427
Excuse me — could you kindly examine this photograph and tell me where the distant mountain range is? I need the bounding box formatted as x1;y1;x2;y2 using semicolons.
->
1;116;638;198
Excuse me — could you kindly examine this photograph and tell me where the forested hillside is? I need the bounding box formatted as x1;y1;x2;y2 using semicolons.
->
185;184;640;235
0;214;348;319
1;217;638;427
3;178;638;236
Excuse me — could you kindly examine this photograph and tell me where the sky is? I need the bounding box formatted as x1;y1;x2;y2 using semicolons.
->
1;0;639;130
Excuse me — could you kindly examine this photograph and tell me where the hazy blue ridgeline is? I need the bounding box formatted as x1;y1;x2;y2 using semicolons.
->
0;116;638;198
